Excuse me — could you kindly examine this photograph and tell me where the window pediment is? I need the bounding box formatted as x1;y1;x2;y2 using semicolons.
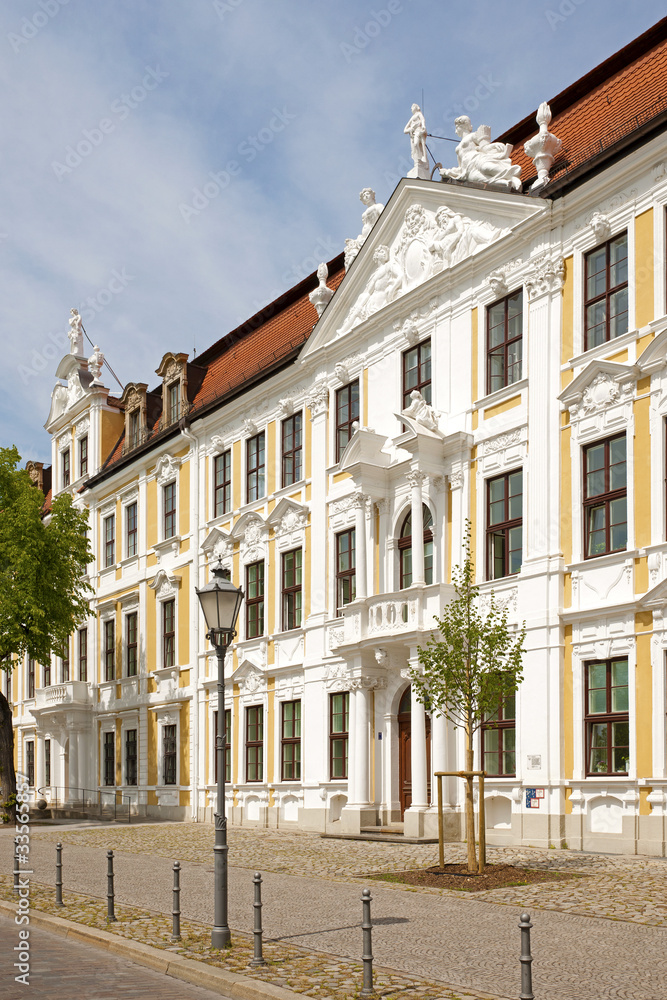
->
559;361;637;440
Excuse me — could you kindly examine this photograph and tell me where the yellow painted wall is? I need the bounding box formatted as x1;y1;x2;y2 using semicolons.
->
115;719;122;786
634;392;651;550
563;625;573;782
561;256;574;364
635;611;653;778
635;208;654;330
100;409;124;466
608;349;628;364
484;394;521;420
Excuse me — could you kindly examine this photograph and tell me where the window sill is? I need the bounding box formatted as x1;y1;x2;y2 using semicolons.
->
152;535;181;559
565;549;637;573
564;328;639;370
473;378;528;413
273;478;309;501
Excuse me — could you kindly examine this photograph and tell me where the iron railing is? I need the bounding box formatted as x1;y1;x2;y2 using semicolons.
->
35;785;145;823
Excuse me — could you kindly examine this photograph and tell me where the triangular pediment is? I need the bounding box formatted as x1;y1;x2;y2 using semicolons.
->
640;576;667;609
266;497;308;528
301;178;546;361
637;326;667;373
201;527;233;560
559;360;638;412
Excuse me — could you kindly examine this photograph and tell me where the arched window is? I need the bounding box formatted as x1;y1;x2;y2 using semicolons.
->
399;505;434;588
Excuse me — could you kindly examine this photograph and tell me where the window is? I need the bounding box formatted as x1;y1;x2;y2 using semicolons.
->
62;448;70;488
103;732;115;786
281;700;301;781
104;619;115;681
245;706;263;782
25;741;34;787
78;628;88;682
281;413;303;487
329;692;349;779
125;729;137;786
403;339;432;409
336;529;356;614
163;599;175;668
487;470;523;579
43;661;51;687
126;612;138;677
583;434;627;558
79;435;88;478
482;694;516;776
126;502;138;557
45;739;51;787
247;432;265;502
163;482;176;539
213;709;231;783
163;724;177;785
584;232;628;349
61;643;69;683
168;382;180;424
585;658;629;774
399;505;434;588
281;549;302;631
335;382;359;462
27;659;35;699
104;514;115;568
246;561;264;638
214;451;231;518
487;291;523;394
128;409;140;450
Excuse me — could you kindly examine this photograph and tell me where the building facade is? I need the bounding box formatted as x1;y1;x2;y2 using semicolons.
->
8;21;667;854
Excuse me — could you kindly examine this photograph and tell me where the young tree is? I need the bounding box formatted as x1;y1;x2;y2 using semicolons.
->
410;523;525;873
0;446;92;821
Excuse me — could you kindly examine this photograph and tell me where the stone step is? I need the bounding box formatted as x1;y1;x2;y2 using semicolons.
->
321;832;439;844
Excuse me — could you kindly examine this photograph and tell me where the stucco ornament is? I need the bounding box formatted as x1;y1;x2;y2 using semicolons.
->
525;253;565;298
88;345;105;384
524;102;562;190
402;390;438;432
68;308;84;355
440;116;522;191
404;103;429;179
339;245;402;334
305;379;329;417
589;211;612;242
344;188;385;269
155;453;180;486
428;206;500;271
309;262;334;317
582;373;621;413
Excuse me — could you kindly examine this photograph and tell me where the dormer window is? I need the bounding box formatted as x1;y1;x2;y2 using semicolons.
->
156;352;189;431
62;448;70;488
120;383;149;454
168;382;180;424
129;410;140;449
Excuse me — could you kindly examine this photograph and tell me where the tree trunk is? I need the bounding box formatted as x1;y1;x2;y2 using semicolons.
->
0;690;16;824
465;724;476;873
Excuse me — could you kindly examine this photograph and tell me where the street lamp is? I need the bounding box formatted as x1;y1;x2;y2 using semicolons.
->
196;559;243;949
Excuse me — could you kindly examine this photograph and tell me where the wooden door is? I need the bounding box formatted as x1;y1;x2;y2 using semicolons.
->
398;685;431;819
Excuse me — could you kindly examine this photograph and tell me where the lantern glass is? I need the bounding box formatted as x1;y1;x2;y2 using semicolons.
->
196;564;243;638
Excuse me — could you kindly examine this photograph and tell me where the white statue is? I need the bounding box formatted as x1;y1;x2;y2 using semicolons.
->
68;308;84;355
428;205;502;272
404;104;429;179
341;245;402;332
440;116;522;191
344;188;385;269
524;102;562;190
88;345;105;383
403;389;438;432
309;262;334;318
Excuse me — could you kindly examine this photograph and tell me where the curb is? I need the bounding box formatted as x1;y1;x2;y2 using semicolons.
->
0;899;303;1000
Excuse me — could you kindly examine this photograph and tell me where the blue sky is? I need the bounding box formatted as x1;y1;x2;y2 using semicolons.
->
1;0;664;463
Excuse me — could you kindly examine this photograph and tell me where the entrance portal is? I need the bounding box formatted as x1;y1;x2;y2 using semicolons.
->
397;685;431;818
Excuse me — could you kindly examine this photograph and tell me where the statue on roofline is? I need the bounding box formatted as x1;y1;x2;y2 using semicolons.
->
440;116;522;191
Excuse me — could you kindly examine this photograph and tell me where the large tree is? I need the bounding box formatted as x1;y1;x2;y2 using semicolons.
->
0;446;92;821
410;523;526;873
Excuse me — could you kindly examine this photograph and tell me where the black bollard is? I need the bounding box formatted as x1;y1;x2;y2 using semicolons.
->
519;911;534;1000
13;839;20;893
249;872;266;967
106;850;117;923
55;842;63;907
171;861;182;942
360;888;375;996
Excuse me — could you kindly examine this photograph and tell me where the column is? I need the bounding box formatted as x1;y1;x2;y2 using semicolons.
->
345;684;358;805
410;682;428;808
353;682;371;805
35;733;45;795
305;380;329;620
407;471;426;585
353;494;367;600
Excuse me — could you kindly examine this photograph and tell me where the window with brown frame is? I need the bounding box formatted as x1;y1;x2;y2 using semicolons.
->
125;729;137;786
246;561;264;638
168;382;180;424
481;693;516;776
486;470;523;579
103;732;115;786
246;432;265;502
163;599;175;668
104;620;115;681
126;501;138;558
27;659;35;699
584;232;628;349
62;447;70;488
61;643;69;683
282;413;303;487
487;291;523;395
585;658;629;775
43;661;51;687
104;514;115;568
79;435;88;478
402;339;432;410
25;741;34;787
399;505;434;588
78;627;88;682
245;706;263;782
163;482;176;539
335;529;356;614
213;709;231;783
281;549;302;631
214;451;231;518
128;409;140;450
335;381;359;462
329;692;349;779
45;739;51;787
126;612;138;677
583;434;626;558
281;700;301;781
163;724;177;785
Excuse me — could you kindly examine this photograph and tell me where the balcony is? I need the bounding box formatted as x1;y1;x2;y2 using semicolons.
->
33;682;92;713
330;583;456;651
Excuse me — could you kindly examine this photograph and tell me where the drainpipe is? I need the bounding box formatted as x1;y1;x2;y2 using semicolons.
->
180;422;200;822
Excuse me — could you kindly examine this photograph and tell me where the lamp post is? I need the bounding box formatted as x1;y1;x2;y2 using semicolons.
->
196;559;243;950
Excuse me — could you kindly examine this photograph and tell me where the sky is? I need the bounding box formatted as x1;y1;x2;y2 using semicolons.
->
1;0;665;463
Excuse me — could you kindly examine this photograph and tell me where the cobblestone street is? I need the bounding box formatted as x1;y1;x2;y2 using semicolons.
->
1;824;666;998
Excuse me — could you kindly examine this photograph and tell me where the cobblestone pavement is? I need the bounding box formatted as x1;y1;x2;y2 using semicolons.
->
0;913;237;1000
2;825;666;999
